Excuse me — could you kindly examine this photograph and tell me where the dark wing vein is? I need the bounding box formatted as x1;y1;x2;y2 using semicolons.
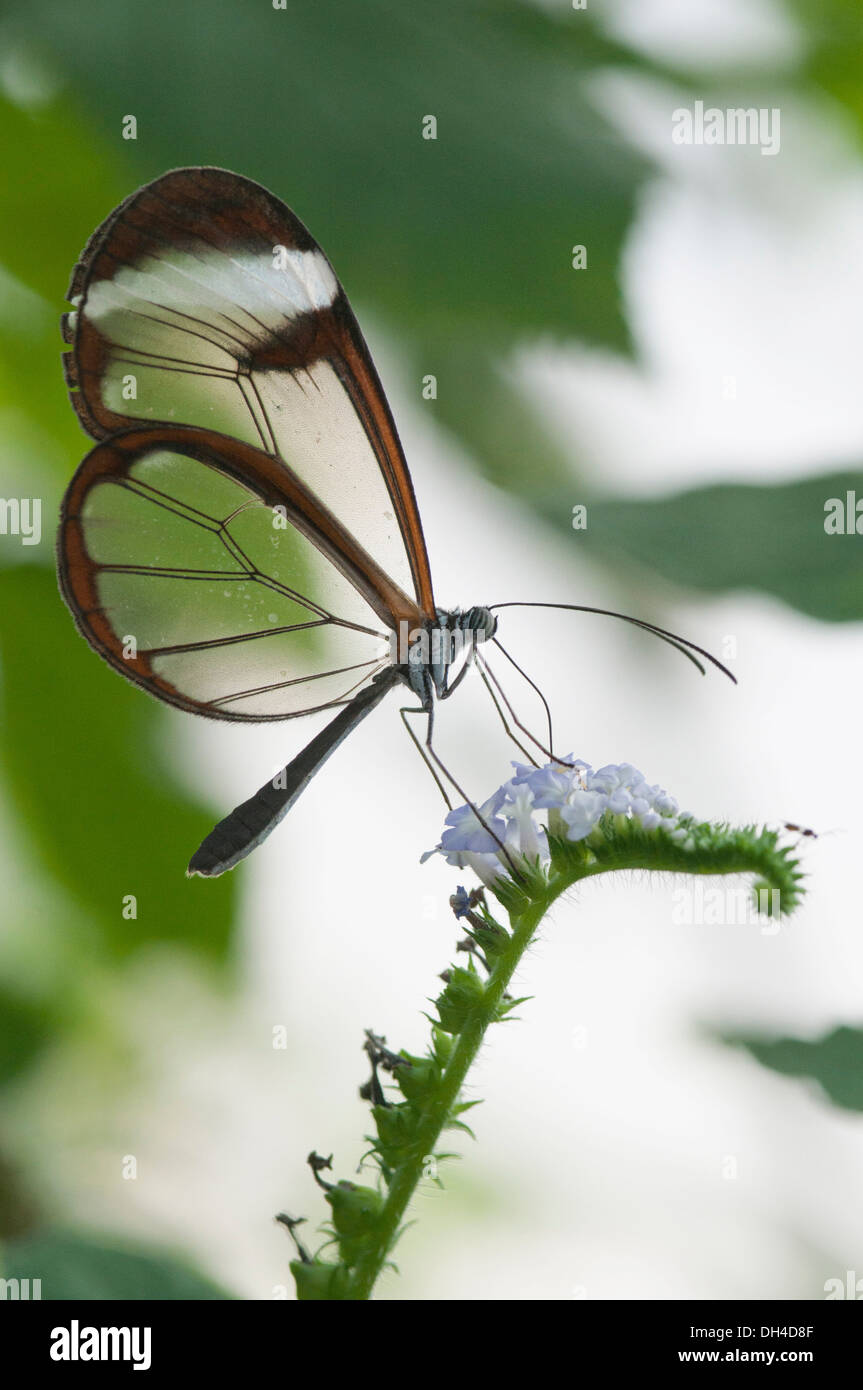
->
209;657;385;709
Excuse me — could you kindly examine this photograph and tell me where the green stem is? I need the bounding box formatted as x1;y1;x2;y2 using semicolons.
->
346;897;547;1300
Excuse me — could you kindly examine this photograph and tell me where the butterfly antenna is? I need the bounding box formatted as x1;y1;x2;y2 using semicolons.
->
489;602;737;683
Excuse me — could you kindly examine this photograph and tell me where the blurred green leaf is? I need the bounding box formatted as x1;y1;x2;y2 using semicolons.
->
0;982;53;1086
420;365;863;631
431;346;584;495
0;94;128;496
2;0;648;353
790;0;863;137
575;472;863;622
0;1149;41;1240
0;568;235;962
725;1025;863;1112
0;93;126;303
2;1228;234;1299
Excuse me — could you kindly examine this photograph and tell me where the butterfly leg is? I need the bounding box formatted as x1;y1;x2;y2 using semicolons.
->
438;640;476;701
399;702;453;809
413;702;524;880
473;655;541;767
487;638;557;762
441;635;557;766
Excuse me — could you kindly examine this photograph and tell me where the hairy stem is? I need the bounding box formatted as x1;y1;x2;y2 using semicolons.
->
346;898;547;1299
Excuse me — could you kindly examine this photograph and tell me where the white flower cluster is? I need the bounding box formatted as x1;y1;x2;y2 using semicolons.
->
423;757;689;885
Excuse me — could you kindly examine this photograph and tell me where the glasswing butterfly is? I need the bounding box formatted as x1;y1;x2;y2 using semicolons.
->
58;167;731;878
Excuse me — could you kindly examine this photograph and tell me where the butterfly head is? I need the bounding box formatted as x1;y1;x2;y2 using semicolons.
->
459;606;498;644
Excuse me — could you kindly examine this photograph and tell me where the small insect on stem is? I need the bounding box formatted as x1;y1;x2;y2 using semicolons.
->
783;822;818;839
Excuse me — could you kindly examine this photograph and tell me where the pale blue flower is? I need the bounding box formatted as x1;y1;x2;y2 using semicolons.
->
590;763;644;794
502;781;550;862
559;790;608;841
423;756;687;883
440;789;507;856
450;886;471;919
510;755;585;809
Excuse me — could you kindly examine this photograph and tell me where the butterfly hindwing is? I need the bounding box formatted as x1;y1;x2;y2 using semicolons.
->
59;425;407;719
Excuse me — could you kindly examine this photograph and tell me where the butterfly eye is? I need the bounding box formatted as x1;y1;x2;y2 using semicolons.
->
465;606;496;641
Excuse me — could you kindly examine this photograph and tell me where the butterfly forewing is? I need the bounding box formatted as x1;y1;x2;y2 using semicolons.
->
59;168;436;721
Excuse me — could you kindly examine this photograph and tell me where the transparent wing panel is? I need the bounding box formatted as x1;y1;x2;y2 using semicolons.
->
78;448;390;718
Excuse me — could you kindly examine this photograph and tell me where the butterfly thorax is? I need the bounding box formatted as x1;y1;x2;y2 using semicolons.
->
399;607;497;706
